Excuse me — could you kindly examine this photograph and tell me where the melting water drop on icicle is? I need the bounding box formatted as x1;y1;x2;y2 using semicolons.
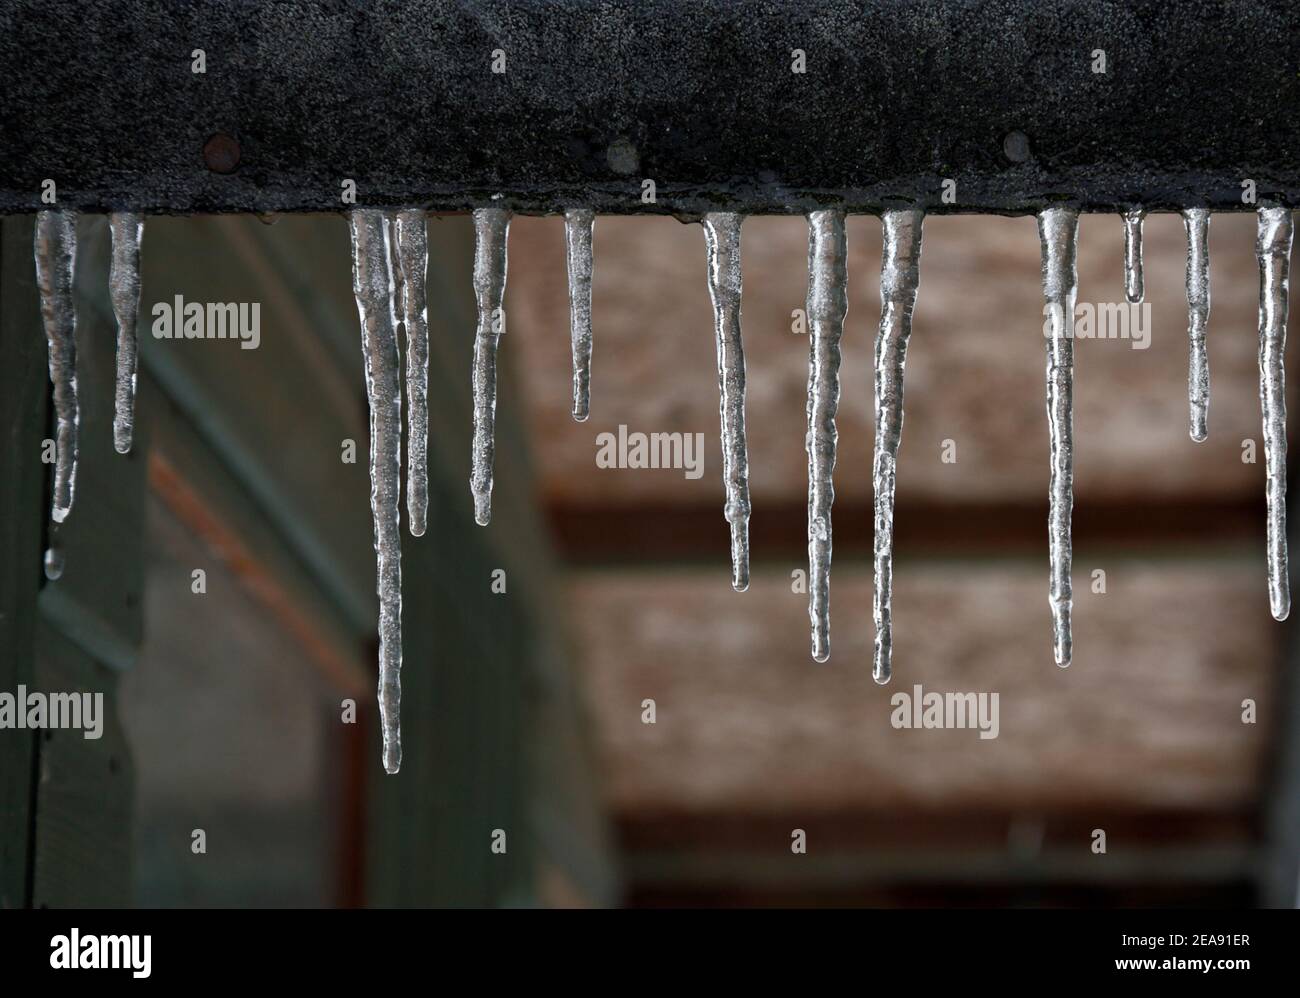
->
348;209;403;775
1122;208;1145;304
1257;206;1293;622
108;213;143;455
873;209;924;684
805;209;847;663
702;212;751;592
394;210;430;537
565;208;595;422
34;211;79;524
1038;206;1079;669
470;208;511;526
43;537;65;582
1182;208;1211;442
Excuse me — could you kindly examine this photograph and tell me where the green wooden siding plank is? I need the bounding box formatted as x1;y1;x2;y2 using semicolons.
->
0;216;45;908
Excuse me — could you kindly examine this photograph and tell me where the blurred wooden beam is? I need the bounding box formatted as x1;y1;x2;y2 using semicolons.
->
548;497;1267;565
5;2;1299;215
148;450;372;700
618;807;1254;852
1262;481;1300;907
0;216;45;908
618;807;1257;899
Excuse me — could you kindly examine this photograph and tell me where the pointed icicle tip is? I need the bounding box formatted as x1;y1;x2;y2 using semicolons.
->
702;212;751;593
565;208;596;423
1256;206;1292;623
1037;206;1079;670
805;208;848;663
873;208;924;682
470;207;511;527
1182;208;1211;443
348;208;404;775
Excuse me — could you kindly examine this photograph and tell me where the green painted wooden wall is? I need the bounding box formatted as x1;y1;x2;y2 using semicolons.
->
0;213;616;907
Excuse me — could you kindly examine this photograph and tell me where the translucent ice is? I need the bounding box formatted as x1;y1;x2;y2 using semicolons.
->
702;212;751;592
349;209;404;774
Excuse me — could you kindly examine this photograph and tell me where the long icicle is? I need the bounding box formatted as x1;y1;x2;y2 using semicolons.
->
470;207;510;526
1122;208;1144;304
34;210;79;523
394;209;429;537
702;212;751;592
1038;206;1079;669
1258;206;1293;622
108;212;143;455
565;208;595;422
873;208;924;684
806;209;847;663
1183;208;1211;442
349;209;403;775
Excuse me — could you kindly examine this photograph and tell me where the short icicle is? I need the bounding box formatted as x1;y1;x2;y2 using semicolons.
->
702;212;751;592
108;213;143;455
805;209;848;663
1257;206;1293;622
348;209;404;775
34;211;79;523
1038;206;1079;669
565;208;595;422
1122;208;1145;304
1182;208;1211;442
470;208;511;526
394;209;429;537
873;208;924;684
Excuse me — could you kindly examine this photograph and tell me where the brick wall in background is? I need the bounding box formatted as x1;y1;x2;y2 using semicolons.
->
503;212;1293;905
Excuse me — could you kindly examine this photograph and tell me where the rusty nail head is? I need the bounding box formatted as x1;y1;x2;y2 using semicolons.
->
203;132;241;174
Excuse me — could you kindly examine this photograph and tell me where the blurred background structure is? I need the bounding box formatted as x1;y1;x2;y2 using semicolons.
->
1;209;1297;907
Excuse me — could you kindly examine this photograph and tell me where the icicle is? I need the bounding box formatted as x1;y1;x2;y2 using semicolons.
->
872;208;924;684
394;209;429;537
565;208;595;422
702;212;751;593
1122;208;1144;304
108;213;143;455
1257;206;1293;622
34;211;78;524
1038;206;1079;669
1182;208;1211;442
805;210;847;663
348;209;403;775
387;212;407;333
470;207;510;526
